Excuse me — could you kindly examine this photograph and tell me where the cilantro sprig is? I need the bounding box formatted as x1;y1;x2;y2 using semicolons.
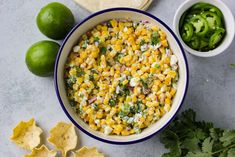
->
160;109;235;157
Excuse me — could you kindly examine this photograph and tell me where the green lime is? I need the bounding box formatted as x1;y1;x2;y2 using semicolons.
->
25;40;60;77
36;2;75;40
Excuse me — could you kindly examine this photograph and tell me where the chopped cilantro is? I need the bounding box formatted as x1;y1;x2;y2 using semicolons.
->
122;104;130;113
108;47;113;51
94;37;99;43
140;79;148;88
151;32;159;46
130;105;137;114
140;39;146;46
82;40;89;48
119;111;127;118
75;67;85;77
66;76;76;88
137;101;143;113
100;47;107;55
91;69;98;74
109;99;116;107
154;63;160;69
107;20;113;28
89;74;94;81
114;52;124;62
92;103;99;110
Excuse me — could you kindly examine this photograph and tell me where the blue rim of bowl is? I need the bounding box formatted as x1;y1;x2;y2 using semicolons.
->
54;7;189;145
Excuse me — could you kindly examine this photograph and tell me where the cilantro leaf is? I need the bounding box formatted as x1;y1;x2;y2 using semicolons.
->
220;130;235;147
186;152;211;157
151;32;159;46
202;137;214;153
227;148;235;157
100;47;107;55
182;137;200;153
160;130;181;157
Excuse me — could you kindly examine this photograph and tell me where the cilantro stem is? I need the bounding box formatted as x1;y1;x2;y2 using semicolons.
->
211;143;235;155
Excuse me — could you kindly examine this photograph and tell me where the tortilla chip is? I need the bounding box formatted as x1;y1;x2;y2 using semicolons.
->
73;147;104;157
25;145;57;157
73;0;153;12
10;119;43;150
48;122;77;157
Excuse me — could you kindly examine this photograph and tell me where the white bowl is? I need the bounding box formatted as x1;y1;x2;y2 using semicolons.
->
173;0;235;57
54;8;189;144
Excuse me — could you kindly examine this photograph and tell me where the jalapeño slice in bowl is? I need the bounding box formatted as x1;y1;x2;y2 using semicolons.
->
179;2;226;52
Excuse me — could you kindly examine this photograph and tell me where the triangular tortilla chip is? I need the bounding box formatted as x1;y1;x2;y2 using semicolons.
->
73;147;104;157
10;119;43;150
25;145;57;157
48;122;78;157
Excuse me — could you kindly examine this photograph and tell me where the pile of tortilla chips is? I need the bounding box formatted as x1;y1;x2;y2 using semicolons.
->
10;119;104;157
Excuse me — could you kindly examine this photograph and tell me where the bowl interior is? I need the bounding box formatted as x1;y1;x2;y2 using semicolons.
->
173;0;235;57
55;8;188;144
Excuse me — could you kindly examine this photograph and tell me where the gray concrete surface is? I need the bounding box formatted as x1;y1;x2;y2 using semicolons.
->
0;0;235;156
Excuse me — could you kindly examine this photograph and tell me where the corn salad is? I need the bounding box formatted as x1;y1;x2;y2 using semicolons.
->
64;19;179;136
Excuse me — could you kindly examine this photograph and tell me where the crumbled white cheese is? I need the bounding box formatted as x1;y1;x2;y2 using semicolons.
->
166;48;171;56
73;45;80;52
151;62;160;68
127;117;134;124
170;55;178;67
94;119;100;125
96;96;103;102
94;42;99;47
104;126;113;135
134;113;142;122
116;86;120;94
140;44;148;51
123;27;128;32
121;49;127;53
130;77;139;87
150;43;161;50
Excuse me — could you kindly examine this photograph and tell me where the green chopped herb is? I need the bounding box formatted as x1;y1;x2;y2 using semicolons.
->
66;76;76;88
231;64;235;67
140;79;148;88
92;103;99;110
119;111;127;118
151;32;159;46
75;67;85;77
106;61;112;66
107;20;113;28
91;69;98;74
94;37;99;43
100;47;107;55
140;39;146;46
137;100;143;113
82;40;89;49
154;63;160;69
130;105;137;114
134;128;142;134
114;52;124;62
109;99;116;107
89;74;94;81
122;104;130;113
108;47;113;51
